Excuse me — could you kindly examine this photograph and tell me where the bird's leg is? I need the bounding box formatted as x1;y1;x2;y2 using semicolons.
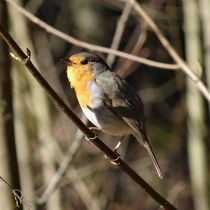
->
104;153;120;166
104;136;125;165
113;136;125;153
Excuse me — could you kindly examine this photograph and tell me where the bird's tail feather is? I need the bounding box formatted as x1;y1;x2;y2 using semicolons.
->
143;141;163;179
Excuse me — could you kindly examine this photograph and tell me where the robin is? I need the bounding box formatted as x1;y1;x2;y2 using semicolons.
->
63;52;163;179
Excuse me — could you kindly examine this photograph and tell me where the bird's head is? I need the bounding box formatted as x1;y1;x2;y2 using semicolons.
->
62;52;109;88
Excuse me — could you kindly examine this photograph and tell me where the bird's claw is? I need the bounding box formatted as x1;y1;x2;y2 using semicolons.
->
85;127;101;142
85;135;97;142
104;151;121;165
89;127;101;135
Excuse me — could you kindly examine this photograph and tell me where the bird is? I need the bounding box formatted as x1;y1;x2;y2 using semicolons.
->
63;52;163;179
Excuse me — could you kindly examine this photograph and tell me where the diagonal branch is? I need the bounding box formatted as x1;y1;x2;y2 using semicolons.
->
128;0;210;102
0;25;178;210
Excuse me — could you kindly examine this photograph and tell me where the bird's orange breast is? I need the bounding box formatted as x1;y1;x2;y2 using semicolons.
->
67;65;94;108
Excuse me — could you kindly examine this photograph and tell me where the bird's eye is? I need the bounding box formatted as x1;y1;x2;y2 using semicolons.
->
81;59;88;65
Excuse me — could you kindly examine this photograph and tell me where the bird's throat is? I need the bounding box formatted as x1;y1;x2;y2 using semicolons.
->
67;66;94;107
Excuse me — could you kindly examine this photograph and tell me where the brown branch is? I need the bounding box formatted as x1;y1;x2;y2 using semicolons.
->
0;25;178;210
128;0;210;102
4;0;179;71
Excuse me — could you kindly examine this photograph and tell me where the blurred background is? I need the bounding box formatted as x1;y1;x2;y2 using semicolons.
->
0;0;209;210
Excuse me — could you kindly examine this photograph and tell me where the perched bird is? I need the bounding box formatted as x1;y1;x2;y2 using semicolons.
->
64;52;163;179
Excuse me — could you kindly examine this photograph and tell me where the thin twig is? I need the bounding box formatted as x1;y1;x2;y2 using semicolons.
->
4;0;179;70
0;25;178;210
106;0;132;66
0;176;12;188
128;0;210;102
37;118;85;204
117;24;147;78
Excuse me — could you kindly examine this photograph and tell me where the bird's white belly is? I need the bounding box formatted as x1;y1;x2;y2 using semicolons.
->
81;107;102;129
81;107;131;136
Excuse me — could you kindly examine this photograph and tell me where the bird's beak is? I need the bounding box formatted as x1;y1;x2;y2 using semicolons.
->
59;58;72;66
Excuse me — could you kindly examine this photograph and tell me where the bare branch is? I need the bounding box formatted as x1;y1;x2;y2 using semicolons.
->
128;0;210;102
117;24;147;78
106;0;132;66
37;124;85;204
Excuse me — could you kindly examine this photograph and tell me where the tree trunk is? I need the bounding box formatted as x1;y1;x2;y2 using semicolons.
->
0;1;22;209
183;1;209;210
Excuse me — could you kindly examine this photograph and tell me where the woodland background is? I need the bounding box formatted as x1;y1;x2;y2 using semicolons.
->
0;0;209;210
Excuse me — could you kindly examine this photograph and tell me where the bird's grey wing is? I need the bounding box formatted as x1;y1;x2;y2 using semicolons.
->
96;71;163;179
95;71;147;140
